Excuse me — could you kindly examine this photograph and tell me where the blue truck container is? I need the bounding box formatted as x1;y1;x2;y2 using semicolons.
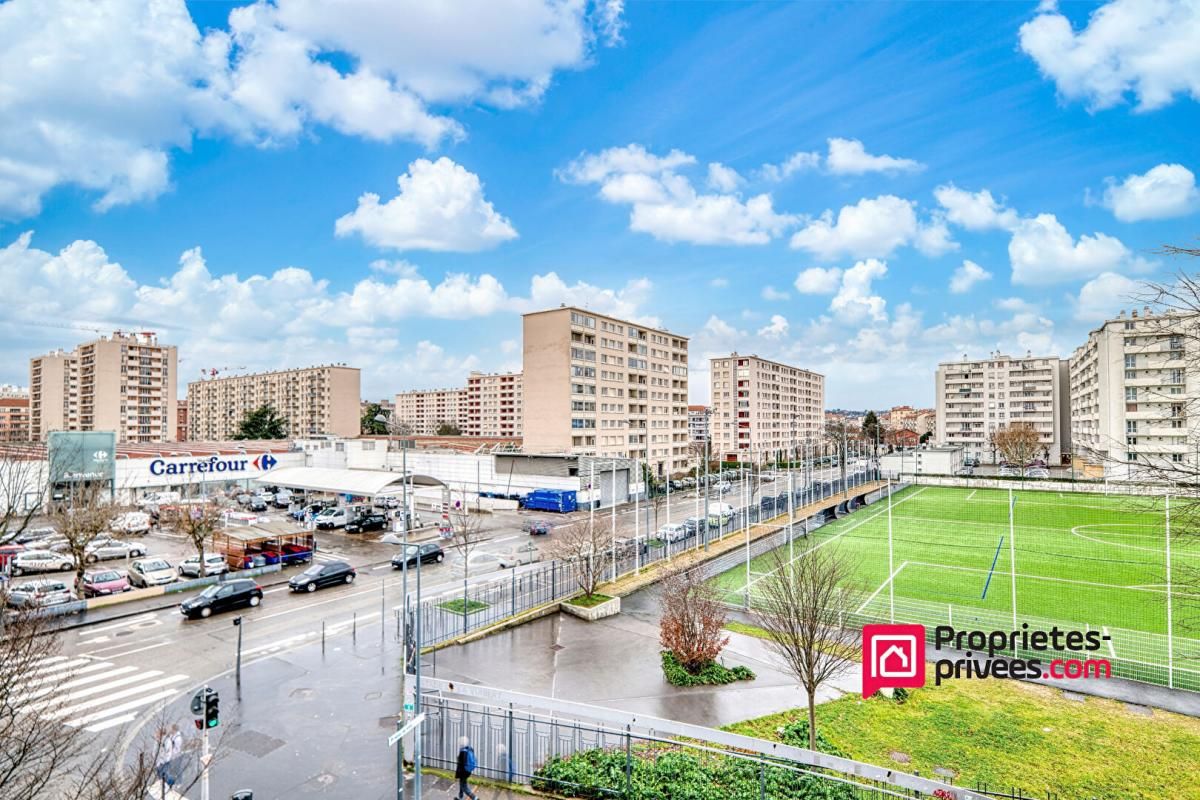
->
521;488;578;513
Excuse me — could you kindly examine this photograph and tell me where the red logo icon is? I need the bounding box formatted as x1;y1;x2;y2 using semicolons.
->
862;624;926;697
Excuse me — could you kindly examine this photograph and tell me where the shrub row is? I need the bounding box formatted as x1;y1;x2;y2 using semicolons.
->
660;651;755;686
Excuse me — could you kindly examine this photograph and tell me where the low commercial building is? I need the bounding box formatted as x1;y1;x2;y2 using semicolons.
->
187;365;361;440
394;387;466;435
880;446;963;477
709;353;824;462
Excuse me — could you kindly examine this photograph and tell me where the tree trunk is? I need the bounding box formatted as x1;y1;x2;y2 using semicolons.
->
807;692;817;751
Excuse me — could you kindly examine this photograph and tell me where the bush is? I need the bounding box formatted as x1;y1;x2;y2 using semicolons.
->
777;718;850;758
661;651;755;686
533;747;856;800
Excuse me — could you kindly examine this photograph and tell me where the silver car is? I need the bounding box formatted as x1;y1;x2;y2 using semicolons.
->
6;579;74;608
9;549;75;576
128;557;176;588
84;537;148;563
178;554;229;578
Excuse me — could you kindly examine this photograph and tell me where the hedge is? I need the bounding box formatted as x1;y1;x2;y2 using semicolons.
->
660;651;755;686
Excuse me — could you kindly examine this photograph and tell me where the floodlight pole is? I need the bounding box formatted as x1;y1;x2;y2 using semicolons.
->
1008;488;1018;629
1166;494;1175;688
887;478;894;623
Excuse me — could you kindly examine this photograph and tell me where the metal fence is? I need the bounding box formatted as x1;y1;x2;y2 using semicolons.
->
407;468;884;648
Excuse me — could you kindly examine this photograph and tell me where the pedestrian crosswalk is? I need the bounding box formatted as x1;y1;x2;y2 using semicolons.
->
16;654;188;733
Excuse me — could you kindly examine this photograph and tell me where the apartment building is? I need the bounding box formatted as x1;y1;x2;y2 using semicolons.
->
394;387;466;435
176;400;188;442
188;365;360;440
688;405;710;443
709;354;825;462
0;396;30;442
935;352;1070;464
29;331;178;443
1070;308;1199;477
522;307;691;477
464;371;522;437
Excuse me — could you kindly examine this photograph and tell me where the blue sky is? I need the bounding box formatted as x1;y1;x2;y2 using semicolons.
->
1;0;1197;408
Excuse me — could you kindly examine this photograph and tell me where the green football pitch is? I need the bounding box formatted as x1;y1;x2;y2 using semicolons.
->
714;484;1200;691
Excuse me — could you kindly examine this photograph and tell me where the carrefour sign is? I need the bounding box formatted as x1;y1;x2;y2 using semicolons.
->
149;453;277;477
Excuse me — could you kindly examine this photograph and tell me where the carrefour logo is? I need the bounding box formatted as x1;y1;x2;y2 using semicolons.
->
253;454;278;470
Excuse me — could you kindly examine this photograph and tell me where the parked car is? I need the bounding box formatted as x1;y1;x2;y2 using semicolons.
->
669;480;685;490
76;569;131;597
955;467;974;477
111;512;152;534
178;554;230;578
14;526;58;545
1027;468;1051;479
9;549;74;576
273;491;294;508
715;481;732;494
7;579;74;608
291;502;328;521
179;578;263;619
657;523;688;543
683;517;704;536
526;519;552;535
345;513;388;533
315;507;350;529
128;557;176;588
84;537;147;563
138;491;180;507
374;496;402;509
247;497;268;512
498;542;543;568
288;561;356;592
391;543;445;569
235;493;252;506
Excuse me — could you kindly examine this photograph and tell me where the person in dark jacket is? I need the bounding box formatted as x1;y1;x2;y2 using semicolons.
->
455;736;478;800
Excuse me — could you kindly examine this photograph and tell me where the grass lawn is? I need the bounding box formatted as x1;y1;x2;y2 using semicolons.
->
725;671;1200;799
438;598;489;614
566;592;613;608
714;485;1200;690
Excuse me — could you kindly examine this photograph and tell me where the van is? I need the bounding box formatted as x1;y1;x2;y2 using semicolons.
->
314;507;349;529
111;511;152;534
706;503;734;527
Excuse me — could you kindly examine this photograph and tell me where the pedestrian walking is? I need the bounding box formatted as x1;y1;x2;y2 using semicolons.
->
454;736;478;800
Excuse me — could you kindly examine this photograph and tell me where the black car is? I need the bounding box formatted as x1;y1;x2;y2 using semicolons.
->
391;543;445;569
288;561;356;592
345;513;387;533
248;497;268;512
180;579;263;619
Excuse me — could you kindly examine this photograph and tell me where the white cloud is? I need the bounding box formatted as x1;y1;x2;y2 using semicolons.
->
934;184;1019;231
793;267;843;295
499;339;519;354
790;195;921;260
949;260;993;294
757;314;790;339
914;215;958;257
760;286;790;301
515;273;657;325
825;138;923;175
0;0;620;219
706;162;743;192
335;157;517;252
709;277;729;288
1019;0;1200;112
758;151;820;182
562;145;794;246
1008;213;1133;285
348;271;510;320
1102;163;1199;221
830;259;889;323
1075;271;1141;321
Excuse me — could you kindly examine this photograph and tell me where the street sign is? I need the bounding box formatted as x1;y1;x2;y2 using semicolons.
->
388;712;426;747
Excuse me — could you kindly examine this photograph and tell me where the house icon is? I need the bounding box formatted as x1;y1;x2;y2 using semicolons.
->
872;634;919;678
880;644;909;673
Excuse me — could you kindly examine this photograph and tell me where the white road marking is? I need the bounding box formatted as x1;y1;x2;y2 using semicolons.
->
86;713;137;733
95;641;175;659
82;614;158;635
263;585;291;594
45;674;188;720
252;584;381;621
491;534;520;544
20;657;92;680
240;631;317;657
21;666;143;709
66;687;182;728
15;662;129;701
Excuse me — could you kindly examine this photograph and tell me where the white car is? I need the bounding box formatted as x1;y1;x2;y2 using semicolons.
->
657;523;688;543
178;554;229;578
314;508;350;529
9;550;75;576
6;579;74;608
128;557;176;588
111;512;152;534
84;537;147;563
498;543;543;568
715;481;732;494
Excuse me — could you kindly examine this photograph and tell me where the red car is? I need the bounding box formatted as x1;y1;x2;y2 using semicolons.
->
0;543;24;568
76;568;131;597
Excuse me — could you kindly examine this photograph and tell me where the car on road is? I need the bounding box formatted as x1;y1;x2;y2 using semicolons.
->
180;578;263;619
178;554;230;578
128;557;176;588
288;561;356;592
9;549;74;576
526;519;551;535
657;523;688;543
498;542;543;568
345;513;388;533
6;579;74;608
76;568;131;597
391;542;444;569
84;537;148;563
111;511;152;534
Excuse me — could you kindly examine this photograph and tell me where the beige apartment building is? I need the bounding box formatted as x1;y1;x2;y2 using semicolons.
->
688;405;710;443
935;352;1070;465
30;332;178;443
394;387;466;435
188;365;360;440
522;307;690;477
464;371;522;437
1070;308;1199;478
0;396;30;442
709;354;824;462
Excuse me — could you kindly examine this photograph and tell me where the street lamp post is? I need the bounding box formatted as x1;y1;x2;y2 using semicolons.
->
375;413;408;534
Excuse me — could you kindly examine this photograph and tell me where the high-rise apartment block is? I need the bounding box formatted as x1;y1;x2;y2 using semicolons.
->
1069;308;1198;477
0;395;30;442
522;307;690;477
464;371;522;437
708;354;824;462
688;405;710;443
935;352;1070;464
29;331;178;443
188;365;360;440
394;388;466;435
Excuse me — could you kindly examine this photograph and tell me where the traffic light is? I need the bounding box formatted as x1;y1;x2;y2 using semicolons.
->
204;689;220;729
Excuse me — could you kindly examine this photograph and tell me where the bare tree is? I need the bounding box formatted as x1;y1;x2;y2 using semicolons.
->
658;567;729;672
751;545;861;751
445;492;487;580
992;422;1042;477
546;517;613;600
0;449;46;546
824;420;860;492
162;496;228;577
47;480;124;587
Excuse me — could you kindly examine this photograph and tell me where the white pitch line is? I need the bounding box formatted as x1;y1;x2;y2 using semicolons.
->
904;560;1200;598
966;489;977;501
1102;626;1117;658
66;687;181;728
857;561;909;614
